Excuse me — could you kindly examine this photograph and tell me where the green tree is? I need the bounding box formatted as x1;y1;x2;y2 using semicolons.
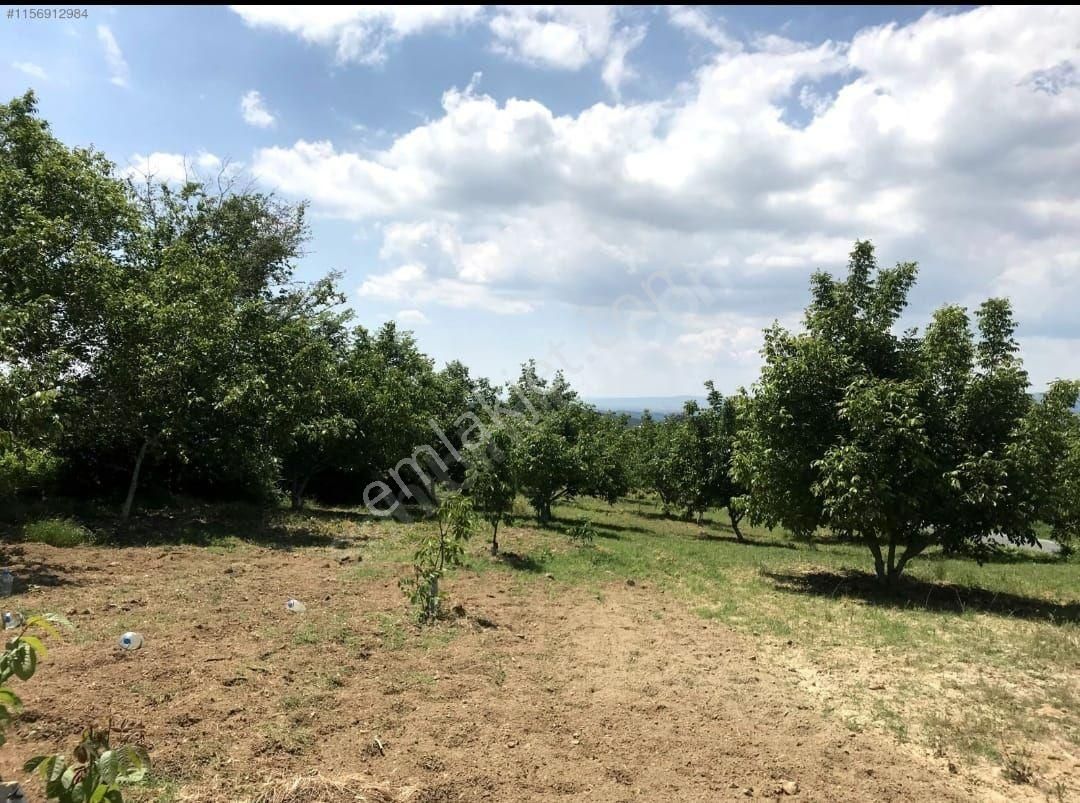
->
1010;380;1080;555
634;386;746;537
737;241;1057;585
342;323;475;509
712;387;749;540
63;175;326;515
634;412;684;514
509;412;580;524
74;233;242;519
504;363;631;524
0;92;133;501
249;276;355;510
465;426;517;555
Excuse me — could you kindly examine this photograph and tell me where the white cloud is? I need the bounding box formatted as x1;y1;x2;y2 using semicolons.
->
121;151;226;184
358;263;533;315
676;321;763;364
667;6;742;52
396;309;430;325
229;5;482;65
488;6;622;70
229;5;646;94
240;90;276;128
601;24;647;96
251;6;1080;387
11;62;48;81
96;25;129;87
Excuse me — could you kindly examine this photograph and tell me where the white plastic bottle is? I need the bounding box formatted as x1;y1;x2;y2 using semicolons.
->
0;569;13;597
2;611;24;630
285;599;306;613
119;631;144;650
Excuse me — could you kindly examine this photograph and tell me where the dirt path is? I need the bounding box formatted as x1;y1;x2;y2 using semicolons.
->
0;543;989;801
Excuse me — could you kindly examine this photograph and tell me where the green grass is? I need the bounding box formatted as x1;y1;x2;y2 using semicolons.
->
131;772;183;803
16;493;1075;779
384;494;1076;771
21;516;94;547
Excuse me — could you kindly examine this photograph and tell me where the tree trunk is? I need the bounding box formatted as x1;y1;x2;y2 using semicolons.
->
889;537;928;586
696;510;704;525
728;506;745;543
490;519;500;556
865;536;886;584
290;475;310;510
536;499;552;525
121;437;149;521
426;575;439;621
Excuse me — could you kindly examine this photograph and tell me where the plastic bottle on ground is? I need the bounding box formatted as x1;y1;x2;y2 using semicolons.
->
285;599;306;613
0;569;13;597
2;611;24;630
119;631;144;650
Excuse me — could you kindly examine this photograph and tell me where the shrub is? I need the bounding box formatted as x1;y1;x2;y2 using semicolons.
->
400;494;475;623
568;518;596;547
22;518;93;547
27;723;150;802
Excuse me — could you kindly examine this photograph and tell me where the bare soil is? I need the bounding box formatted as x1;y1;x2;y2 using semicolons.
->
0;540;1035;801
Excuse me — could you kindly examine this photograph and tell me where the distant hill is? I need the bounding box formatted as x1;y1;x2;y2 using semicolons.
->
586;395;709;422
589;390;1080;424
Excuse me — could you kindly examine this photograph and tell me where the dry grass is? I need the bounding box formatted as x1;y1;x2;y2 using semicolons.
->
252;774;415;803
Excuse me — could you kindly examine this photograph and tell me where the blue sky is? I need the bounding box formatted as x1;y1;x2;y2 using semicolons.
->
3;5;1078;395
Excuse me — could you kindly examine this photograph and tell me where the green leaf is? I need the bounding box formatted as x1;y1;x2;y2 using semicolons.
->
97;749;120;784
19;634;47;658
10;641;37;680
0;685;21;709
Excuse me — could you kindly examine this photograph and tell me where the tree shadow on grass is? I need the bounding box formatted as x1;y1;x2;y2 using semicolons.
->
762;568;1079;625
920;547;1065;566
632;508;743;532
544;519;623;541
584;520;653;535
498;551;547;573
289;505;374;525
103;508;357;551
633;509;686;523
697;532;798;550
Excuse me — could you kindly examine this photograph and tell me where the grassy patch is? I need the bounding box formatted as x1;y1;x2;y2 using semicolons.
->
27;493;1074;787
471;495;1079;773
22;516;94;547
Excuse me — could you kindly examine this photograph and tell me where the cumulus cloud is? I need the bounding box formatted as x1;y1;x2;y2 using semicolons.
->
488;6;646;89
251;6;1080;387
11;61;48;81
396;309;430;325
667;6;742;52
229;5;646;94
240;90;276;128
97;25;130;87
601;24;647;96
229;5;482;65
358;263;533;315
122;152;227;184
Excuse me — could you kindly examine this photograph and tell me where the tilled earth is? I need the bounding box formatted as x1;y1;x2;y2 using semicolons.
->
0;540;1025;801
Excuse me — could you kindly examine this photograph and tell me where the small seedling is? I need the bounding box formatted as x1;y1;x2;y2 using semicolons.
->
568;518;596;547
400;494;475;622
27;721;150;802
999;741;1035;785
